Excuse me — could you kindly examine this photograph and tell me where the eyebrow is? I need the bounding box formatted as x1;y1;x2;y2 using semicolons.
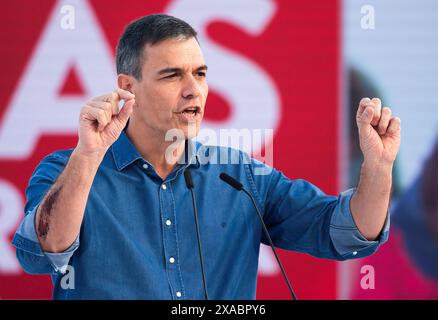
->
157;65;208;76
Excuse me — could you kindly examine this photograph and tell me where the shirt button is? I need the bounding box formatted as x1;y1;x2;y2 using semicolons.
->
352;251;358;256
161;184;167;190
142;163;148;169
165;220;172;226
169;257;175;264
176;291;182;298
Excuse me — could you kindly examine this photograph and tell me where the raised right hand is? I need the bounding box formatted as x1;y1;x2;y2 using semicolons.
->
76;88;135;158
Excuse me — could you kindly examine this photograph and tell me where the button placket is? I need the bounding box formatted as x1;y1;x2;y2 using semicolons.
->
159;181;185;299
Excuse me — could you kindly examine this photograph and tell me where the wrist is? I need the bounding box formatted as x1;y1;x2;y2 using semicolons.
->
72;147;106;168
362;158;394;172
357;159;393;195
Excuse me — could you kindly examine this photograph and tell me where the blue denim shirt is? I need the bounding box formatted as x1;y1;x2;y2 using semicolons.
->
12;130;389;299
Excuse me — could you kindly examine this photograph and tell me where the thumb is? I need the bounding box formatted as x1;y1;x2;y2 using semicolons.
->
358;106;374;128
115;98;135;127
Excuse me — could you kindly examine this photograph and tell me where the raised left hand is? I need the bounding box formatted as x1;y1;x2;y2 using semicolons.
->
356;97;401;166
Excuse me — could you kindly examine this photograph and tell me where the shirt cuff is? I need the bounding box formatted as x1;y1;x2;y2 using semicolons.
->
329;188;390;260
12;204;79;272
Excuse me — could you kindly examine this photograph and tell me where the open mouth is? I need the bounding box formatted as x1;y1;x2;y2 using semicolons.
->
180;106;201;116
175;106;202;121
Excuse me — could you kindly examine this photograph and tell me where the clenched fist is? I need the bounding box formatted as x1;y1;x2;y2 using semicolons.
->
356;97;401;166
76;88;135;158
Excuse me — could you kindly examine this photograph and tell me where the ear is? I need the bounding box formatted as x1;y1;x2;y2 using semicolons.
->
117;74;135;94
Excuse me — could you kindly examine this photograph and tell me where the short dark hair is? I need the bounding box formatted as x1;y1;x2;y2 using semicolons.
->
116;14;198;80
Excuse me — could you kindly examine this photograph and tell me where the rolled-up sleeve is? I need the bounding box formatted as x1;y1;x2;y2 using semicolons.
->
247;157;390;261
11;152;79;274
329;188;390;260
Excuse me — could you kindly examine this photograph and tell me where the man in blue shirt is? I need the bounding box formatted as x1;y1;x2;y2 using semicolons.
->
12;14;400;299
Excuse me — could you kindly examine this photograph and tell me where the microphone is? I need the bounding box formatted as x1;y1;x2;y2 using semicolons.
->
184;170;209;300
219;172;298;300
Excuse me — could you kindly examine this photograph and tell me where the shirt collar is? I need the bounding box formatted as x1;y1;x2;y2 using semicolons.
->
111;129;200;171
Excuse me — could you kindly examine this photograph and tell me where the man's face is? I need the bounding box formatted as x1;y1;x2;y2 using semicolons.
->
131;37;208;140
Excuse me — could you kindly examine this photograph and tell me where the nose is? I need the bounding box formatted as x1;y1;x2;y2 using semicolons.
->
182;75;201;100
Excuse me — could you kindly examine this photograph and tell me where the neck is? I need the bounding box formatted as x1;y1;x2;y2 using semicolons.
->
125;118;186;180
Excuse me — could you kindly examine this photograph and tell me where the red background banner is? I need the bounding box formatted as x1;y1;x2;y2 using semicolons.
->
0;0;340;299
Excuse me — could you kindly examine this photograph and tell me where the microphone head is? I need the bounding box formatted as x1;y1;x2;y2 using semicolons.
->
184;170;194;189
219;173;243;191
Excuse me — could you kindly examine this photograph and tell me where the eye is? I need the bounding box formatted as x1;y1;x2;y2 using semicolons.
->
197;72;206;77
164;73;177;79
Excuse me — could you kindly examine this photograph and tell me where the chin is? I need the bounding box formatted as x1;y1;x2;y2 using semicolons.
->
183;123;200;140
165;122;200;141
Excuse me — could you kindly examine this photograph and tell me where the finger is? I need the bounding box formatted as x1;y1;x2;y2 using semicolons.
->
91;93;121;118
108;89;135;117
114;99;135;128
114;88;135;101
95;108;110;132
356;97;371;119
92;93;113;103
83;105;110;132
377;107;392;135
370;97;382;126
87;101;113;122
88;100;110;109
386;116;401;136
92;89;134;113
357;105;374;128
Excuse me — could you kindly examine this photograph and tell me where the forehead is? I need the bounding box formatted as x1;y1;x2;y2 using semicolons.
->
142;37;205;71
